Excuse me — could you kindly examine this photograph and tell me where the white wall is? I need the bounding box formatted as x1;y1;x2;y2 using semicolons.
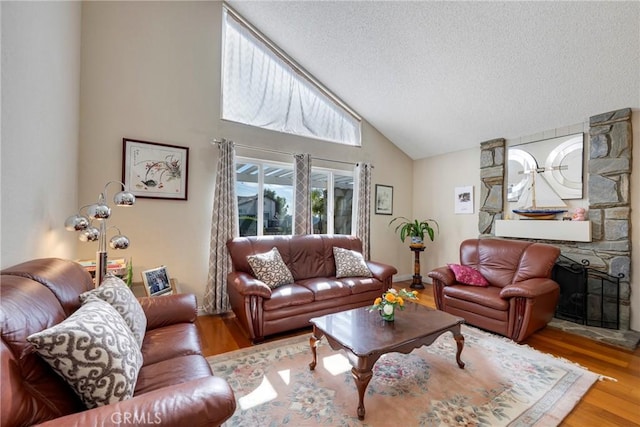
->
79;1;413;307
413;147;481;276
0;2;81;267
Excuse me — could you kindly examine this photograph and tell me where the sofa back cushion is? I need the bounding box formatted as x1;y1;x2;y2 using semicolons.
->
1;259;94;427
227;234;365;281
460;238;559;288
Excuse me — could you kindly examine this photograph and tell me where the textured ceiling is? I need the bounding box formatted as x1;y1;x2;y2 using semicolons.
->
227;1;639;160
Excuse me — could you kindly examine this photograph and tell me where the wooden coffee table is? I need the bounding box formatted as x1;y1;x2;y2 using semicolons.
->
309;303;465;420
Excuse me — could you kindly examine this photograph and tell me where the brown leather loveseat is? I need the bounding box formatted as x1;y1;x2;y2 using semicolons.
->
1;258;236;427
428;238;560;342
227;234;397;342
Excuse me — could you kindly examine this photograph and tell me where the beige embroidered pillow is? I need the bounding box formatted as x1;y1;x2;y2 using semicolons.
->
27;298;143;408
247;247;294;289
333;246;373;278
80;274;147;347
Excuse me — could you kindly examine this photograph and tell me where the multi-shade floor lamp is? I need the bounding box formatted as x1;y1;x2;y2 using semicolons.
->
64;181;135;285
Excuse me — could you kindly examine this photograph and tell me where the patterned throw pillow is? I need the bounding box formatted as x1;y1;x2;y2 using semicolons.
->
80;274;147;347
246;247;295;289
26;299;143;408
448;263;490;287
333;246;373;278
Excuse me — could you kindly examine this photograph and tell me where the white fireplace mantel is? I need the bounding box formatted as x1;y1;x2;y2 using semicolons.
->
494;220;591;242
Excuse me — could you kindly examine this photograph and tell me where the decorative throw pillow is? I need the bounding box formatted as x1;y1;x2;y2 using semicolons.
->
80;274;147;347
333;246;373;278
448;263;489;287
26;298;143;409
246;247;294;289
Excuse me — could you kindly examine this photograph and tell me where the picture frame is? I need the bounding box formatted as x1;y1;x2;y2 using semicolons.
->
375;184;393;215
141;265;175;297
123;138;189;200
454;185;474;214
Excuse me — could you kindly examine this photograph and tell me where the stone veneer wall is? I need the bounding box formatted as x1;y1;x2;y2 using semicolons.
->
481;108;632;330
479;138;505;235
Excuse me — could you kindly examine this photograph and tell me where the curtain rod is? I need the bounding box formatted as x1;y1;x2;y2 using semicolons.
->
211;140;372;168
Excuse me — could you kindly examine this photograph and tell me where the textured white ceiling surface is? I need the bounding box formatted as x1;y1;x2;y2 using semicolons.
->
227;1;640;160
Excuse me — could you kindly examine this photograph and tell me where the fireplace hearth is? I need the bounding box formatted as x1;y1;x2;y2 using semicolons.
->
552;255;621;330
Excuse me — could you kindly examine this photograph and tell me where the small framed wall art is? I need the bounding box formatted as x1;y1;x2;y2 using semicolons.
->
123;138;189;200
141;265;175;297
375;184;393;215
454;185;474;214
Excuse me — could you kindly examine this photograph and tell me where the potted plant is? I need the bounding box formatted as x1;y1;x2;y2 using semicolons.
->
389;217;439;247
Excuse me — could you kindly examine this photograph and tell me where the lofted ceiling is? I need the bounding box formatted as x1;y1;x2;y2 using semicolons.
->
227;1;640;160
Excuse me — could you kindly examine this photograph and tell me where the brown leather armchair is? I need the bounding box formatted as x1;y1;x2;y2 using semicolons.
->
428;238;560;342
1;258;236;427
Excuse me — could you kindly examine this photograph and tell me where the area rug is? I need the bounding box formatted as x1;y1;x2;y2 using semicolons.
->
208;325;600;427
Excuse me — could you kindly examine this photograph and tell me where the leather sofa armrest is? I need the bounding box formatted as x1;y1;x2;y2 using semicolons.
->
139;293;197;330
500;278;559;299
366;261;398;281
427;266;455;286
34;376;236;427
228;271;272;299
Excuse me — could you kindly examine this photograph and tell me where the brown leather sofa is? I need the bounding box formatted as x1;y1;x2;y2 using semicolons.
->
1;258;236;427
428;238;560;342
227;234;397;342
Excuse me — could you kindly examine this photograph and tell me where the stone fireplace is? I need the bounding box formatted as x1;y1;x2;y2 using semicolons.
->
479;108;633;331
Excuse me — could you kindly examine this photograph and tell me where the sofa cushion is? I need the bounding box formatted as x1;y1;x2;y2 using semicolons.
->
443;285;509;311
447;264;489;287
247;247;294;289
26;298;143;409
297;278;352;301
333;247;372;278
141;323;202;366
80;274;147;347
262;284;314;311
134;354;213;395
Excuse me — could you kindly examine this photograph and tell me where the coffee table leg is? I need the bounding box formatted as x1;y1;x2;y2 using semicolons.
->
351;367;373;420
453;330;465;369
309;328;323;371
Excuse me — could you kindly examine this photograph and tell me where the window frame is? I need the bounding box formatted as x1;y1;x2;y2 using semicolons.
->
236;156;354;236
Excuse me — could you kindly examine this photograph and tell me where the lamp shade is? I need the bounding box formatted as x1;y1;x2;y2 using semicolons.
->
88;203;111;219
109;234;130;250
114;190;135;206
79;226;100;242
64;214;90;231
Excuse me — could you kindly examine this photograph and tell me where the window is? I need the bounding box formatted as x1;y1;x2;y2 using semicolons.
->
221;6;361;146
236;158;353;236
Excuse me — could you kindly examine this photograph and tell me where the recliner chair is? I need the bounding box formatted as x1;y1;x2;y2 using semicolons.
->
428;238;560;342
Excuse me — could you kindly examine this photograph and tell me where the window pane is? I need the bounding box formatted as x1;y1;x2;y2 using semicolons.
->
263;165;293;235
334;174;353;235
236;162;259;236
222;8;361;146
311;172;328;234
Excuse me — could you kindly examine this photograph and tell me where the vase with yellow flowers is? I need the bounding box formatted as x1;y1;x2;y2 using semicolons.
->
369;288;419;321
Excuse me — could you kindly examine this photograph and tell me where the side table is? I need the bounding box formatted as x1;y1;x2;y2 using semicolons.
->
410;245;425;289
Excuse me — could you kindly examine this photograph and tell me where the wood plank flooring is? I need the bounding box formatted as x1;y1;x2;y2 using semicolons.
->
196;281;640;426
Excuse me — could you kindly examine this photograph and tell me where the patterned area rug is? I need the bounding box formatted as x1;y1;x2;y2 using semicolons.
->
208;325;600;427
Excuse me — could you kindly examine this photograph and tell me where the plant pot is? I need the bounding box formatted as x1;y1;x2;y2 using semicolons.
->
410;236;424;247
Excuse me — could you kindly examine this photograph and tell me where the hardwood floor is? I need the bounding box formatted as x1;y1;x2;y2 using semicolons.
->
196;281;640;426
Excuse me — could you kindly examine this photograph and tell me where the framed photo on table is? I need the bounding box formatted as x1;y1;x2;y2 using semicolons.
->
141;266;175;297
122;138;189;200
375;184;393;215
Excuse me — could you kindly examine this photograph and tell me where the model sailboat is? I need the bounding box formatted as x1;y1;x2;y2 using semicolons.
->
512;168;567;220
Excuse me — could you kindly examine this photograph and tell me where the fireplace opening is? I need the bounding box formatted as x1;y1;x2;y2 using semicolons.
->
552;255;621;330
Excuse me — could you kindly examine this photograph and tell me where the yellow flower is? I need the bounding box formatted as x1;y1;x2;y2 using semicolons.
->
385;293;397;303
374;297;382;306
397;296;404;306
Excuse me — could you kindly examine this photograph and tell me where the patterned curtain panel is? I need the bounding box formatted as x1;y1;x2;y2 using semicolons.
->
294;153;312;235
355;162;372;260
204;140;238;314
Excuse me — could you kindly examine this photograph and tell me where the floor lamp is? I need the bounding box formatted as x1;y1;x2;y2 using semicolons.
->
65;181;135;285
